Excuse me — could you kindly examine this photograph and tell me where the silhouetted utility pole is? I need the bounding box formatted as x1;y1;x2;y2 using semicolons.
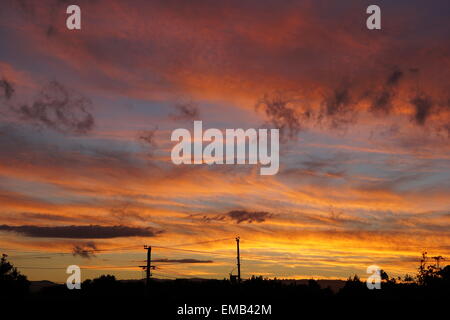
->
236;237;241;283
144;245;152;289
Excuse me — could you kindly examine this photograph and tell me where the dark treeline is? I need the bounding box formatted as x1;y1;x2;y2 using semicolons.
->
1;252;449;317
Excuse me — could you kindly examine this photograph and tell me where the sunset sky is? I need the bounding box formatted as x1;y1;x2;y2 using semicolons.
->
0;0;449;283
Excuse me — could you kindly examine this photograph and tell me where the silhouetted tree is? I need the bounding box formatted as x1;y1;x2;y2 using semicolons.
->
380;269;389;281
403;274;414;283
0;253;30;297
438;265;450;284
81;274;121;296
417;252;443;286
339;274;366;297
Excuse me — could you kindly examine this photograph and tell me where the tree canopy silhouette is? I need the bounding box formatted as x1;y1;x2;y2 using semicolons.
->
0;253;30;297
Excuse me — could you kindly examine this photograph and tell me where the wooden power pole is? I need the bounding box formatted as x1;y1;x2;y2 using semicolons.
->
144;245;152;289
236;237;241;283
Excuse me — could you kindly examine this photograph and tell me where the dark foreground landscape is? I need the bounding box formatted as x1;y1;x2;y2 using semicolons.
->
2;253;449;318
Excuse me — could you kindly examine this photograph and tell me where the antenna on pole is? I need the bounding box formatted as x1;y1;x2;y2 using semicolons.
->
142;245;153;290
236;237;241;283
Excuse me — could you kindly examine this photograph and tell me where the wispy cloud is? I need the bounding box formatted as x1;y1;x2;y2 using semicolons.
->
13;81;95;134
72;241;97;259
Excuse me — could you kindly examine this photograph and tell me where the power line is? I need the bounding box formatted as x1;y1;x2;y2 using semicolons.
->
152;245;234;257
152;269;197;279
16;265;143;270
1;248;70;255
92;245;143;252
166;237;235;248
1;238;235;256
8;254;63;259
5;246;327;266
15;266;67;270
